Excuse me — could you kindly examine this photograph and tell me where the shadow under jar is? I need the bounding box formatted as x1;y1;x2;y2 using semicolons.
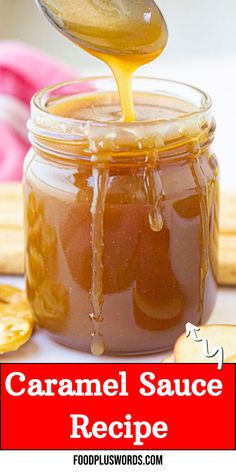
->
24;77;219;356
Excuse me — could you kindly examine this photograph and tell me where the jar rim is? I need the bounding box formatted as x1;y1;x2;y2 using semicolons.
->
29;76;213;162
30;76;212;134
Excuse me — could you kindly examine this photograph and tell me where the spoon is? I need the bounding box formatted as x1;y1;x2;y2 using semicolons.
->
35;0;168;57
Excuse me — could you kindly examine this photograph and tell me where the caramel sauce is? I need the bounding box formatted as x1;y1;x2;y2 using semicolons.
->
41;0;168;355
27;0;218;355
89;167;109;356
25;93;219;355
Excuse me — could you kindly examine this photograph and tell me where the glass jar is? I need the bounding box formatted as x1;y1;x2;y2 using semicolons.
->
24;77;219;356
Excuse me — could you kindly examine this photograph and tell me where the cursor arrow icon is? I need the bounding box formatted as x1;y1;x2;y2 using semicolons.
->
186;322;201;341
185;323;224;370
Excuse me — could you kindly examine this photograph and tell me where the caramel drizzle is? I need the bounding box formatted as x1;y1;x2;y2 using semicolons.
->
144;156;164;233
89;167;109;356
190;141;210;317
206;151;219;281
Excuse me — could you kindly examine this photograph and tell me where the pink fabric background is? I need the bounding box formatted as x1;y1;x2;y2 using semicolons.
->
0;41;75;181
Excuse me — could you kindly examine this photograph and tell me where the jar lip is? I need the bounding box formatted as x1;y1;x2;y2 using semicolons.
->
31;75;212;131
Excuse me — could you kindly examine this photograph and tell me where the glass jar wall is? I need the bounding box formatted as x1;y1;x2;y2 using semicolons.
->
24;77;219;355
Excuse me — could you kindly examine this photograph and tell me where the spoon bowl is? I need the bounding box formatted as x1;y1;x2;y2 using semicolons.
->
35;0;168;57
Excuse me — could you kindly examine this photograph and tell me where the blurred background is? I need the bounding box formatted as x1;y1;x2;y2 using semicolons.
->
0;0;236;189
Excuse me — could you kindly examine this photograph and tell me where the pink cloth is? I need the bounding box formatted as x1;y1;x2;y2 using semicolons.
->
0;41;76;181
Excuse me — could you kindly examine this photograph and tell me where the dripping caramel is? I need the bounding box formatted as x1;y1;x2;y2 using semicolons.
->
25;90;219;355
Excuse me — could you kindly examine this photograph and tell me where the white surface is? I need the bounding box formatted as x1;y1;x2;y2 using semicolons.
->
0;275;235;363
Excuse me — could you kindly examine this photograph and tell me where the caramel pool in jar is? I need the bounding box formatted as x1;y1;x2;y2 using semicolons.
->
24;77;219;355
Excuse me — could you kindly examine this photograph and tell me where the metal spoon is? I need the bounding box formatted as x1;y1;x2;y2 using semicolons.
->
35;0;168;57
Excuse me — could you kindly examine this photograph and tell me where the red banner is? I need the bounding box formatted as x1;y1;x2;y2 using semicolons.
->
0;363;235;450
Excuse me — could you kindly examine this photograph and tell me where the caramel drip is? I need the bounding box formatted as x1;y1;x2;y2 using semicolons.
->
144;163;164;233
207;152;219;281
82;50;153;122
190;150;210;316
89;167;109;356
104;56;137;122
207;152;219;217
101;53;162;122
